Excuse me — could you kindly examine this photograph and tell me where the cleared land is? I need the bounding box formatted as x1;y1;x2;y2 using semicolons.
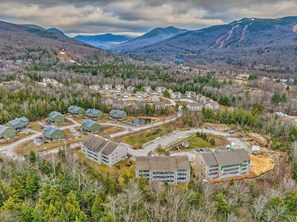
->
120;124;174;149
0;132;35;145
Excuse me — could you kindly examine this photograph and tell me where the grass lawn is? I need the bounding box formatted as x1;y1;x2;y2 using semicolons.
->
99;126;124;136
76;151;135;185
30;121;44;132
0;132;36;146
121;124;174;148
176;136;212;150
14;134;85;156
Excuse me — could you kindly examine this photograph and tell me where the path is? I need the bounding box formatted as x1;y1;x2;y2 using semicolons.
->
127;128;251;157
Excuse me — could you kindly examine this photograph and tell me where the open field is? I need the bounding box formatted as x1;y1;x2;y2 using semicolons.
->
0;132;35;146
14;134;85;156
76;151;135;185
120;124;174;148
30;121;45;132
99;126;124;137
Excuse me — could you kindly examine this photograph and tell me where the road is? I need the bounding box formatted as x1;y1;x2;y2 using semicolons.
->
0;115;180;157
0;114;250;161
127;128;251;157
0;117;81;157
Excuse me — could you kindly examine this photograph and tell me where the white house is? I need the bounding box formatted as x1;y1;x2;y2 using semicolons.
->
187;102;202;112
81;134;128;166
103;84;112;91
115;84;125;91
156;86;166;94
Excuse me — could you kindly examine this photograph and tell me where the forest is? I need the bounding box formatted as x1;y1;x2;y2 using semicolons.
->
0;150;295;222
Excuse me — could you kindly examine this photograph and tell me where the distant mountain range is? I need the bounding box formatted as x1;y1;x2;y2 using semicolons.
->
0;21;113;63
119;17;297;69
74;33;133;49
112;26;188;52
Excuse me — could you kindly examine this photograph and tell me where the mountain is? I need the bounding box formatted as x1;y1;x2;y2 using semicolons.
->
74;33;133;49
22;24;65;35
47;28;64;35
113;26;188;52
0;21;113;63
123;17;297;69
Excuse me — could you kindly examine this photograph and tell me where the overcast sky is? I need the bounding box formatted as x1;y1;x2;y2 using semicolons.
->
0;0;296;36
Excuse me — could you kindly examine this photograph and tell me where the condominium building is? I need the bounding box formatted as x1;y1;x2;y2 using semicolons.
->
195;148;251;179
81;134;128;166
135;156;190;184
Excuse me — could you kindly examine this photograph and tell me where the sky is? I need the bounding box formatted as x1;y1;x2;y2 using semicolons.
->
0;0;296;36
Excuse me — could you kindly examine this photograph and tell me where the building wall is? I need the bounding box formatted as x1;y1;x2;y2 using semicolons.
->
136;169;190;184
81;143;128;167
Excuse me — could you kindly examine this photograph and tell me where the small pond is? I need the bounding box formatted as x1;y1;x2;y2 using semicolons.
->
129;118;154;126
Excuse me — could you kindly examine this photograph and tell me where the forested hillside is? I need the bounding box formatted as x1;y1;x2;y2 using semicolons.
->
0;149;296;222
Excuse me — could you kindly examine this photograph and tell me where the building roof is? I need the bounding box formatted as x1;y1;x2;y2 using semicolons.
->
188;102;201;107
49;111;63;119
135;156;190;172
68;105;84;112
43;126;63;137
82;134;121;155
0;126;12;134
81;119;98;128
201;152;219;166
86;108;102;115
110;109;126;116
8;117;29;126
102;141;118;155
201;149;251;167
82;134;108;152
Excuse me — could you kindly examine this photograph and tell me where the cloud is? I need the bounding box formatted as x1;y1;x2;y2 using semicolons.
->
0;0;296;36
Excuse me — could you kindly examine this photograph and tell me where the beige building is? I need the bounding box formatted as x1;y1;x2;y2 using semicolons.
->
135;156;191;184
195;149;251;179
81;134;128;166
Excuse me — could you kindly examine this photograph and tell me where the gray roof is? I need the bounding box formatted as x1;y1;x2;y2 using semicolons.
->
0;126;11;134
82;134;121;155
110;109;126;116
82;119;98;128
82;134;108;152
102;141;118;155
201;149;251;167
201;152;219;166
43;126;63;137
68;105;84;112
8;117;29;126
135;156;190;172
86;108;102;115
49;111;63;119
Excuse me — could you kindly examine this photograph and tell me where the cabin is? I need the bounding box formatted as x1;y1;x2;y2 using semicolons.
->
144;86;152;93
135;100;147;110
115;84;125;91
86;108;103;119
154;102;166;110
81;119;101;133
68;105;85;115
0;126;16;139
156;86;166;94
6;117;29;130
103;84;112;91
103;97;114;106
109;109;127;120
187;103;202;112
43;126;65;140
112;99;127;109
48;111;65;123
127;86;135;92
